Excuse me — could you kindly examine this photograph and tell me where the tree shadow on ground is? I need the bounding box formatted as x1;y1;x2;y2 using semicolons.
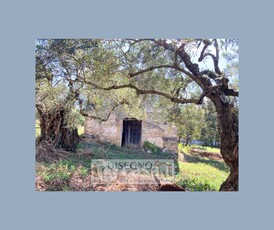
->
184;154;229;172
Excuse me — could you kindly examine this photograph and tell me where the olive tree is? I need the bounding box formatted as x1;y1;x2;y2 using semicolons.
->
36;39;239;191
72;39;239;191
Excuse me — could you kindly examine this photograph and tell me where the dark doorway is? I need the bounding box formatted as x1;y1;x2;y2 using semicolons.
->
121;119;142;148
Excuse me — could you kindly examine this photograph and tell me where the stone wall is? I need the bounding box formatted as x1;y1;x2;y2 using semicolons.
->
84;114;122;146
84;114;178;152
142;121;165;148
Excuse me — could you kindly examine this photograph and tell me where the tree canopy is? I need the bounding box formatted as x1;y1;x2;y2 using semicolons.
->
35;38;239;190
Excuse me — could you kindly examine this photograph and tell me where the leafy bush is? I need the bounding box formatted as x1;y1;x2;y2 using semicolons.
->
143;141;160;152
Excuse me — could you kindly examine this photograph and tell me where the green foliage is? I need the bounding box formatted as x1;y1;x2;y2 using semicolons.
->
143;141;160;153
170;101;220;147
35;38;239;191
35;76;83;131
38;161;75;182
200;101;220;147
65;107;85;129
169;104;205;145
36;39;237;144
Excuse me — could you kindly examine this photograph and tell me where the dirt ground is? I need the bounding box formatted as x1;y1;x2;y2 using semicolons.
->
190;149;223;161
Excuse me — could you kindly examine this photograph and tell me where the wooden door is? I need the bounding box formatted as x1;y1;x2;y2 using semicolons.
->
122;119;142;148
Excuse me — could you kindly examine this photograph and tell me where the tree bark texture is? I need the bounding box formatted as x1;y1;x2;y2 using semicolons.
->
38;108;79;152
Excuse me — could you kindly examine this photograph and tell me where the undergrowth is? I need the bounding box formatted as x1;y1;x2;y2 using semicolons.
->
36;140;229;191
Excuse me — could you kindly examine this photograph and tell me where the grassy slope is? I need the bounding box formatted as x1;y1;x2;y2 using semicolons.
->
176;155;229;191
190;145;220;153
36;141;229;191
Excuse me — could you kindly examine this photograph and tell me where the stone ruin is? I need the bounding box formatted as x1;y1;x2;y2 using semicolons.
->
84;113;178;153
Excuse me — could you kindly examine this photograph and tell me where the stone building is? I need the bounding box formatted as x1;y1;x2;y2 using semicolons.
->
84;113;178;153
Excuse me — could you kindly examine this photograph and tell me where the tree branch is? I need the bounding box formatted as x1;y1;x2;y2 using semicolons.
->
197;84;222;104
67;78;130;122
123;39;212;92
127;40;203;89
75;77;201;104
79;99;129;121
200;70;239;97
198;40;211;62
198;39;222;75
129;65;174;78
223;88;239;97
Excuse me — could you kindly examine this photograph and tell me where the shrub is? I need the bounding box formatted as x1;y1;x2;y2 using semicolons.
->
143;141;160;152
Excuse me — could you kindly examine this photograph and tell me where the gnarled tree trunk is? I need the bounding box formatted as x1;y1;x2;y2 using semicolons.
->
38;107;79;152
211;96;238;191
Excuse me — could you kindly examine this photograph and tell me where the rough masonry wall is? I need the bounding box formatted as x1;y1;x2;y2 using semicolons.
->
84;114;178;152
142;121;178;151
84;114;122;146
142;121;165;148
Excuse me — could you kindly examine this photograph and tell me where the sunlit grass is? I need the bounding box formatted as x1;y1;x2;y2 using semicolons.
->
77;126;85;136
36;141;228;191
191;145;220;153
176;155;229;191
